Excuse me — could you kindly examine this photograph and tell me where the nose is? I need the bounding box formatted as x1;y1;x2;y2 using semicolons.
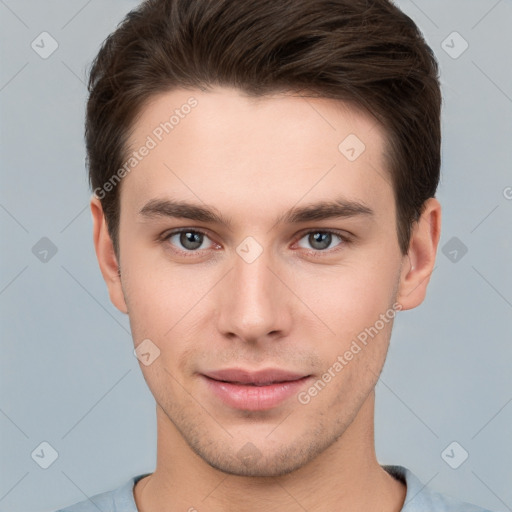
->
216;242;293;344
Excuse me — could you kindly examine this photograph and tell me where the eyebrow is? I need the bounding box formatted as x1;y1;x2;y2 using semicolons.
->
138;197;374;228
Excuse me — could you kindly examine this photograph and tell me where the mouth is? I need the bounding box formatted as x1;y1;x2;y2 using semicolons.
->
203;368;309;385
214;380;295;386
201;368;312;411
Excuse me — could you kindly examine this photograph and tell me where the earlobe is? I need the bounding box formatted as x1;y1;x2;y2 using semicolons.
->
90;196;128;314
396;197;441;310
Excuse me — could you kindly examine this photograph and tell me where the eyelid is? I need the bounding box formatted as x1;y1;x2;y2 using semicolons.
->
294;227;352;241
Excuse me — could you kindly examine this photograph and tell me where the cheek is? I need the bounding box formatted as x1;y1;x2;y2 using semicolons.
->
120;247;174;342
121;244;219;353
292;254;400;346
297;266;398;412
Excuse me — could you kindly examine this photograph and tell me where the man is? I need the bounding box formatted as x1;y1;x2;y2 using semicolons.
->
56;0;496;510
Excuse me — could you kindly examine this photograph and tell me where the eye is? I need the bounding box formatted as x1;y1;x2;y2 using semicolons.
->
296;230;348;252
160;228;350;257
164;229;215;252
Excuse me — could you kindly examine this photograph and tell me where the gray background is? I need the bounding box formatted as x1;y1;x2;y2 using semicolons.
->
0;0;511;511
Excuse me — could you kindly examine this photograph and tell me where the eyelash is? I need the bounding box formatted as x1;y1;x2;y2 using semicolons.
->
159;228;352;258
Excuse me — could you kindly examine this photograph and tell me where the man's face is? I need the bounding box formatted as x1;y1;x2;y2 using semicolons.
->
109;87;408;476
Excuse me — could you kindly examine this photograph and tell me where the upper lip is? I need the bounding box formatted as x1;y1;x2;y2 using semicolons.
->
203;368;309;385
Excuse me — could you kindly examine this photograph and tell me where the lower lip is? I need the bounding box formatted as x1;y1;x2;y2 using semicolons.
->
202;375;312;411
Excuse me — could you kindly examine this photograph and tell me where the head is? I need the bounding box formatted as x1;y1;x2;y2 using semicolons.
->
88;0;441;477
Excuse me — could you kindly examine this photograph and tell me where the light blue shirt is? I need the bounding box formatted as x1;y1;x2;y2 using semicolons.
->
55;465;497;511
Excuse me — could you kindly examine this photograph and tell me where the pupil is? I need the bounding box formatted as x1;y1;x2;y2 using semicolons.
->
181;231;202;250
311;232;331;250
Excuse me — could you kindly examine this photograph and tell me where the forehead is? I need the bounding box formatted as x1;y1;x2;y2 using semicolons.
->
120;86;393;223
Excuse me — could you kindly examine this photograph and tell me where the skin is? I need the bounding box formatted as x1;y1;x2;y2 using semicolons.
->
91;86;441;512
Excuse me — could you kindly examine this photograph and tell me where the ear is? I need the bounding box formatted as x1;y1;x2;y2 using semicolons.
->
396;197;441;310
90;196;128;314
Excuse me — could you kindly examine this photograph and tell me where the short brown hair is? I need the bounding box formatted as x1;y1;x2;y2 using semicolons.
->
86;0;441;257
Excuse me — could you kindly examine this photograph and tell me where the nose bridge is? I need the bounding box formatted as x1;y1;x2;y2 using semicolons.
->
217;238;289;341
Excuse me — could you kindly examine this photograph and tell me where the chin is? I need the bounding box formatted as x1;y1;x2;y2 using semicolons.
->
186;431;331;478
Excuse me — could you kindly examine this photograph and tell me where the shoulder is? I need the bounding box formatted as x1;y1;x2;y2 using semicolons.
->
53;473;150;512
383;465;497;512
